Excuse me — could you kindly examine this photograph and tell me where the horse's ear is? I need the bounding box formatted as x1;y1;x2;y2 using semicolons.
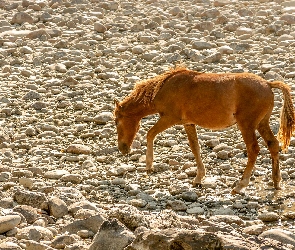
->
114;99;121;108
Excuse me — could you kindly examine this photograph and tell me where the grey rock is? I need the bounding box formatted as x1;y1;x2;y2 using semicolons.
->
258;212;280;222
0;242;22;250
48;197;68;218
128;228;222;250
62;215;105;234
13;190;48;210
166;200;187;211
23;91;41;100
0;215;21;234
109;205;149;231
191;41;215;50
13;205;39;224
65;144;92;154
93;112;113;125
259;228;295;247
51;235;76;249
11;12;34;24
15;226;53;241
89;219;135;250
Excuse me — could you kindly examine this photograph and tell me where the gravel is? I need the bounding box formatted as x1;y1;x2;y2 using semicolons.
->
1;0;295;249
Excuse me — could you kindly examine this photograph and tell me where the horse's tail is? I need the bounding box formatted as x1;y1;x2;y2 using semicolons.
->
268;81;295;151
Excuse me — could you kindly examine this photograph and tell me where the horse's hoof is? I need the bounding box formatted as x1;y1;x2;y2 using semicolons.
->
192;182;202;188
146;169;154;174
231;189;238;195
231;188;244;196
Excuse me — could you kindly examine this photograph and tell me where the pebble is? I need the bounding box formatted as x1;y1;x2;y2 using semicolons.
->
258;212;280;222
65;144;92;155
44;170;70;179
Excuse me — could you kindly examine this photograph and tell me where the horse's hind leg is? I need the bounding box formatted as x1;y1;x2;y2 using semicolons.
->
232;126;260;195
258;117;281;190
184;124;205;186
146;116;175;173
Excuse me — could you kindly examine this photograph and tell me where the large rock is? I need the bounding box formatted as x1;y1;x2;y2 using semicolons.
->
62;215;105;234
89;219;135;250
13;190;48;210
0;215;22;234
11;12;34;24
108;205;150;231
13;205;39;224
259;228;295;247
15;226;53;241
0;242;22;250
48;197;68;218
127;228;222;250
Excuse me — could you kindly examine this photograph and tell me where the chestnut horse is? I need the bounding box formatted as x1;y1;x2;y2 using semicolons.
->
114;67;295;194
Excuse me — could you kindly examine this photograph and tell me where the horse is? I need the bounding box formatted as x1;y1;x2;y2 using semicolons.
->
114;67;295;194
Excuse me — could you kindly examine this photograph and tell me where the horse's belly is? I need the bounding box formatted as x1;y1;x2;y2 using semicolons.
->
183;111;237;130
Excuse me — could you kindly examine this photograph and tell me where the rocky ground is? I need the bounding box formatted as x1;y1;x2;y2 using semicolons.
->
2;0;295;249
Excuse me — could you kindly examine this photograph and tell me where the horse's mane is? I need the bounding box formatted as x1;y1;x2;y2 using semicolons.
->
122;66;190;106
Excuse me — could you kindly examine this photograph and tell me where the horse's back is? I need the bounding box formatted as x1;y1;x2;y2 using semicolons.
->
153;71;274;129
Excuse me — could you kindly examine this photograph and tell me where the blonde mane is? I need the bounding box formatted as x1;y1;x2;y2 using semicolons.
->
122;67;190;106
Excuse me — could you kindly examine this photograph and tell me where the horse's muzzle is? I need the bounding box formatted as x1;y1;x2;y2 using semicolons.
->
118;142;130;155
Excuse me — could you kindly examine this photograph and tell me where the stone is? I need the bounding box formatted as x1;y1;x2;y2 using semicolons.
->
13;190;48;210
258;212;280;222
209;215;245;226
187;206;205;215
94;22;107;33
62;215;105;234
280;14;295;24
25;240;55;250
60;174;83;184
44;170;70;179
31;101;47;110
93;112;113;124
51;235;76;249
132;45;144;54
26;29;50;40
191;41;215;50
0;215;21;234
166;200;187;211
243;224;267;235
11;12;34;24
23;91;41;100
0;242;22;250
13;205;39;224
65;144;92;154
16;226;53;241
180;191;198;202
109;205;149;231
68;201;101;215
259;228;295;247
89;219;135;250
48;197;68;218
128;228;222;250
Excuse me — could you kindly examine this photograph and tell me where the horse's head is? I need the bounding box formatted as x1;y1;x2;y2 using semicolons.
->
114;99;140;155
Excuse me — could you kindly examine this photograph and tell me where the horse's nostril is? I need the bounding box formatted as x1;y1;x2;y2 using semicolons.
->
119;143;130;155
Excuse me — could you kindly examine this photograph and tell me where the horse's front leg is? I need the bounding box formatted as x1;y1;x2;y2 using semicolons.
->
184;124;206;186
146;116;175;174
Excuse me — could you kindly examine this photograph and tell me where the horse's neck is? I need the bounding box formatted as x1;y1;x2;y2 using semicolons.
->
124;99;155;118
